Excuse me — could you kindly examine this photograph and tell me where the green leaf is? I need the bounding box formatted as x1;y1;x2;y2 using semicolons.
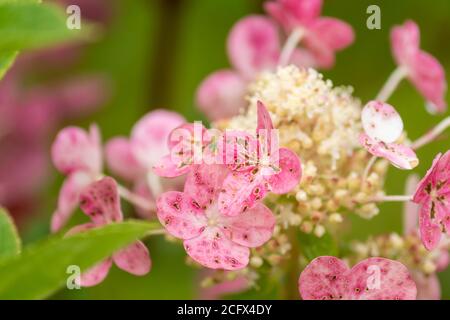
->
0;207;21;260
297;231;338;262
0;1;85;52
0;220;160;299
0;50;17;80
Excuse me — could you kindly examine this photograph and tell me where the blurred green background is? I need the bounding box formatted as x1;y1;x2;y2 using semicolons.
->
15;0;449;299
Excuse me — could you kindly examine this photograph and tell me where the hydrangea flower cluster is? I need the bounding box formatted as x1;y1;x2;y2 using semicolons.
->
50;0;449;300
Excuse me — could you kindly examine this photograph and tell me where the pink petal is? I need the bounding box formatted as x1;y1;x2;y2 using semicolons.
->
218;170;269;216
408;51;447;113
436;250;449;272
257;100;274;131
299;256;417;300
256;101;279;158
414;272;441;300
265;0;323;31
79;177;123;224
268;148;302;194
290;48;320;68
199;270;249;299
51;171;93;232
51;124;102;175
133;179;156;219
307;17;355;51
403;174;420;235
105;137;145;181
390;20;420;66
183;229;250;270
156;191;207;240
361;101;403;143
359;133;419;170
227;15;280;78
113;240;151;276
347;257;417;300
221;203;275;247
298;256;348;300
196;70;247;121
153;154;192;178
79;258;113;287
131;110;185;169
419;200;442;251
184;164;229;209
412;152;442;204
215;130;259;171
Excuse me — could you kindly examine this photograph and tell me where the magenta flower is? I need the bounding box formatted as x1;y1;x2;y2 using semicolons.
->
105;110;185;203
359;101;418;170
412;151;450;251
391;20;447;113
157;164;276;270
67;177;151;287
298;256;417;300
218;101;301;216
51;124;103;232
264;0;354;69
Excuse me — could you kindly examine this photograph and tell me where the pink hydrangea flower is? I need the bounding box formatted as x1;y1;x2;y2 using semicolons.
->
156;164;276;270
67;177;151;287
217;101;301;216
359;101;418;170
265;0;354;69
105;110;185;216
412;151;450;251
298;256;417;300
391;20;447;113
196;16;309;121
51;124;103;232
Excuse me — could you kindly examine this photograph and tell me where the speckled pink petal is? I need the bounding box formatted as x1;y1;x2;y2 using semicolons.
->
153;154;192;178
409;51;447;113
183;228;250;270
412;152;442;204
307;17;354;51
216;130;259;171
419;200;442;251
156;191;207;240
79;177;123;225
51;124;102;175
131;110;185;169
113;240;151;276
298;256;348;300
218;170;269;216
79;258;113;287
221;202;275;247
391;20;420;66
299;256;417;300
51;171;93;232
265;0;323;31
347;257;417;300
359;133;418;170
227;15;280;78
184;164;229;209
105;137;145;181
268;148;302;194
196;70;247;121
361;101;403;143
414;272;441;300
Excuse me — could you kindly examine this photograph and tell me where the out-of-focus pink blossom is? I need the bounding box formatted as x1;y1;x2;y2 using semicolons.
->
198;270;249;300
412;151;450;251
157;164;276;270
391;20;447;113
265;0;354;68
298;256;417;300
50;124;102;232
67;177;151;286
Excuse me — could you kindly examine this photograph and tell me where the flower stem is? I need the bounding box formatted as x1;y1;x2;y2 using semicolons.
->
118;184;155;212
145;229;166;237
371;195;413;203
362;155;377;182
376;66;408;102
411;116;450;150
279;27;304;66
